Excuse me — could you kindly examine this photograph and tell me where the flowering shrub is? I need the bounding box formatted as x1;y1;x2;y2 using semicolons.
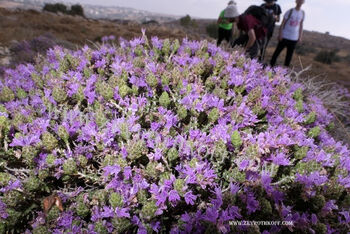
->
9;33;74;68
0;31;349;233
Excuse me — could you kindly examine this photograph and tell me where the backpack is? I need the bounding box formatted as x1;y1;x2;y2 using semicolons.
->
233;6;273;59
244;5;274;31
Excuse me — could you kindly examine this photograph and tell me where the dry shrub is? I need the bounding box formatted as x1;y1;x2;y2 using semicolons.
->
289;66;350;145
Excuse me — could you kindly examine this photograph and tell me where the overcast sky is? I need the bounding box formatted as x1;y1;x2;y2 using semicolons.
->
58;0;350;39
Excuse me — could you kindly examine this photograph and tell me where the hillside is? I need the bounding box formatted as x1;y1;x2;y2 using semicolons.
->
0;7;350;90
168;18;350;89
0;7;206;69
0;0;179;22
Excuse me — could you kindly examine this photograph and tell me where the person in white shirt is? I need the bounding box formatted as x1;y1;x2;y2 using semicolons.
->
270;0;305;67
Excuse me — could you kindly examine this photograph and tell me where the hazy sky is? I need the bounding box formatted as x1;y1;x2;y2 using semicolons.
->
58;0;350;39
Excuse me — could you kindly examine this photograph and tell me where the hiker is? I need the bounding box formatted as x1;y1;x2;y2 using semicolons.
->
217;1;237;46
270;0;305;67
260;0;282;60
227;6;269;59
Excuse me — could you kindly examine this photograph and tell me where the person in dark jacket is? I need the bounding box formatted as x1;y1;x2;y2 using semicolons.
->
225;7;267;59
260;0;282;60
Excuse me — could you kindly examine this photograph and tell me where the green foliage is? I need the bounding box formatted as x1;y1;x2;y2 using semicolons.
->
206;23;218;39
208;108;219;123
43;3;68;14
47;206;61;222
33;226;49;234
343;53;350;63
231;130;242;149
313;223;327;234
46;154;56;166
174;179;186;196
304;111;317;125
314;49;341;64
43;3;84;17
24;176;41;192
295;43;316;55
180;15;197;27
159;92;171;107
141;200;158;219
308;126;321;138
0;172;10;186
76;202;90;218
41;132;58;152
69;4;85;17
63;158;77;175
109;192;124;208
294;146;309;160
0;87;15;102
177;105;188;119
95;221;108;234
58;126;69;143
167;147;179;162
293;88;304;101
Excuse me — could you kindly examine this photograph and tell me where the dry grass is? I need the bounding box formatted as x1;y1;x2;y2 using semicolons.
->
0;7;201;48
263;47;350;89
289;66;350;146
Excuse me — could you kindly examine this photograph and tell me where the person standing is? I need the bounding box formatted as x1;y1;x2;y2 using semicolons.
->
260;0;282;60
217;1;237;46
270;0;305;67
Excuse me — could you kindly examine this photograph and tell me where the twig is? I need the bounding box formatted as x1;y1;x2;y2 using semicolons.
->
77;172;100;183
272;176;295;186
4;165;30;173
298;56;304;70
109;101;128;116
86;39;102;50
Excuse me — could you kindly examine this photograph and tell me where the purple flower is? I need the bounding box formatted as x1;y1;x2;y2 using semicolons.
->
296;172;328;188
269;152;290;166
311;214;317;225
0;180;22;193
151;37;163;49
150;221;161;232
151;122;161;131
230;183;240;195
95;59;106;69
101;206;114;218
79;121;98;142
0;200;8;219
57;211;73;228
103;165;121;177
153;148;163;161
168;190;180;204
10;134;40;147
67;83;80;97
338;175;350;188
203;206;219;223
227;205;242;219
321;200;338;214
123;166;132;180
184;191;197;205
155;190;168;207
239;160;250;171
339;211;350;224
245;192;259;215
115;207;130;218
